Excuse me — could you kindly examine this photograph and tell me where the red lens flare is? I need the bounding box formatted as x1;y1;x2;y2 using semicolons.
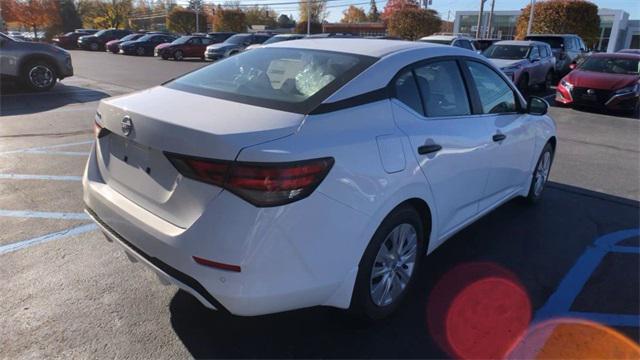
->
427;262;532;359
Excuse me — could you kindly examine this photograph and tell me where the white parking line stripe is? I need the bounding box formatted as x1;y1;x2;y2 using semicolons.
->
0;140;93;155
0;210;89;220
0;223;97;255
0;174;82;181
22;150;90;156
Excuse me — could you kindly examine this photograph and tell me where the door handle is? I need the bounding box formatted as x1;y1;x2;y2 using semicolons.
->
493;134;507;142
417;144;442;155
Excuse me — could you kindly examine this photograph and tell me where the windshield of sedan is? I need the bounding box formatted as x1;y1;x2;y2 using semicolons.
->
263;35;303;45
483;45;531;60
172;36;191;44
166;48;377;113
120;33;141;42
579;57;640;75
94;30;108;37
225;34;250;45
136;34;154;42
420;39;451;45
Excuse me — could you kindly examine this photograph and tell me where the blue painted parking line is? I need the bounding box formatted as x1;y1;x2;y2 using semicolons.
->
534;228;640;327
0;223;98;255
0;210;89;220
0;174;82;181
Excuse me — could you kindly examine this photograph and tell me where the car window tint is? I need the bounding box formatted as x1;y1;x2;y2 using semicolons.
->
530;46;540;59
414;61;471;117
460;40;473;50
452;40;462;48
394;71;423;115
466;61;517;114
191;38;201;45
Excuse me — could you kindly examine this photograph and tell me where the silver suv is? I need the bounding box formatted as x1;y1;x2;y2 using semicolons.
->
0;33;74;91
482;40;556;93
419;33;477;52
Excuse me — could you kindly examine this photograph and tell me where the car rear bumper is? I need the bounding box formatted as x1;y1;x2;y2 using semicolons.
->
82;143;368;316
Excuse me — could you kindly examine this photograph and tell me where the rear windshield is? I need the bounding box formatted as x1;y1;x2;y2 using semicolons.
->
225;34;250;45
526;36;563;49
579;57;639;75
483;45;531;59
263;35;303;45
120;33;141;42
166;47;377;113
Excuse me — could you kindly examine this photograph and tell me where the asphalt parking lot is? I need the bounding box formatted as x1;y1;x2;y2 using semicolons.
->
1;50;639;358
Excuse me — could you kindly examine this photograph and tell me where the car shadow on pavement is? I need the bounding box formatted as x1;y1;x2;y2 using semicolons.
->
0;82;109;116
169;182;639;358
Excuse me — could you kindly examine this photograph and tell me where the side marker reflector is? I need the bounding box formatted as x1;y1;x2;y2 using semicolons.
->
193;256;241;272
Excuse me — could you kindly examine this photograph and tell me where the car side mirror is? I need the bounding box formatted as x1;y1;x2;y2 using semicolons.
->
531;57;540;62
528;96;548;116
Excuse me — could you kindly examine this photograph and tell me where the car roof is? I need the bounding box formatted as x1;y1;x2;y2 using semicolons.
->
526;34;578;38
495;40;547;46
590;52;640;60
268;38;448;57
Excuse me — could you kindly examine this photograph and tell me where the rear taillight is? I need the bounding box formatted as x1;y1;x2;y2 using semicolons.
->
166;153;334;207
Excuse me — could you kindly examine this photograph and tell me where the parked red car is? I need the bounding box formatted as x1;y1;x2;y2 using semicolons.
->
155;35;216;60
105;33;145;53
556;53;639;114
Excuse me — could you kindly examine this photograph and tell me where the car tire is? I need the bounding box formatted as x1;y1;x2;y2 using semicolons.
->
89;42;99;51
22;60;57;92
351;204;425;320
517;73;529;95
173;50;184;61
136;47;145;56
524;142;554;204
161;53;169;60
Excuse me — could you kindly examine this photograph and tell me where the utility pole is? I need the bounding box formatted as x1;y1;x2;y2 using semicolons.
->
307;0;311;35
486;0;495;39
527;0;536;36
475;0;485;39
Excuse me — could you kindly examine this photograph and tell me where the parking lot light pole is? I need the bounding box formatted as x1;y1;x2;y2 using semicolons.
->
527;0;536;36
307;0;311;35
195;4;200;33
475;0;485;39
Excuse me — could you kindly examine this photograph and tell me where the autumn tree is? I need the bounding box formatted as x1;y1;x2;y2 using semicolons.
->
341;5;367;24
244;6;277;28
92;0;133;29
368;0;380;22
387;7;441;40
381;0;418;21
166;6;206;33
515;0;600;47
211;5;246;32
298;0;326;24
4;0;59;38
294;20;321;34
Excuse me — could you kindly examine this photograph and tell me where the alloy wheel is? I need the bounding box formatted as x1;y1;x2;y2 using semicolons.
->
534;151;551;197
369;223;418;307
28;65;54;89
174;50;183;60
137;47;145;56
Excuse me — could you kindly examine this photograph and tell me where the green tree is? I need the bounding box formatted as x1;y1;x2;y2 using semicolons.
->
166;6;206;33
58;0;82;32
368;0;380;22
341;5;367;24
277;13;295;28
515;0;600;47
211;5;245;32
387;7;441;40
93;0;133;29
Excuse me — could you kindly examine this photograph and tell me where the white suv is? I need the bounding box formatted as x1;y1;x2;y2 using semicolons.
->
84;39;556;319
419;34;477;52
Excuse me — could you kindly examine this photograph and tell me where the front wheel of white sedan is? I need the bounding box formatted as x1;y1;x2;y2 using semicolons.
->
525;142;554;203
351;204;425;320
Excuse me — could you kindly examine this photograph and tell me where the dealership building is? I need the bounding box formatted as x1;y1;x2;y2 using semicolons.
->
453;8;639;52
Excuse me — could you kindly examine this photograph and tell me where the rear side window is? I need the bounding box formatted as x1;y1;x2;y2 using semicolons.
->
394;71;423;115
529;46;540;59
167;48;377;113
465;61;517;114
459;40;474;50
414;61;471;117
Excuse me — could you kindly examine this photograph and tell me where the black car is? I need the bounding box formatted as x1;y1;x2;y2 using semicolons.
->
119;34;177;56
207;32;236;44
204;33;272;61
78;29;132;51
474;39;501;52
524;34;589;77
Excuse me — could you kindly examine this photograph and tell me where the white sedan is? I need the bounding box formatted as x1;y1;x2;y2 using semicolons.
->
84;39;556;319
